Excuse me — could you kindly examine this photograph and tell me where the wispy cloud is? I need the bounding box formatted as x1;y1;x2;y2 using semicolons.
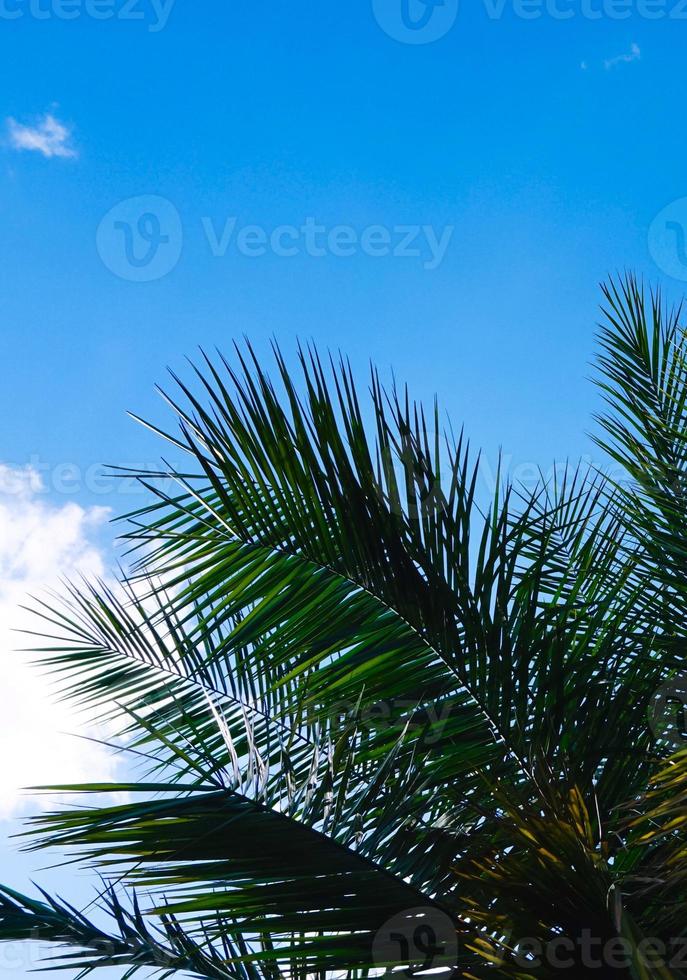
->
604;42;641;70
6;112;77;159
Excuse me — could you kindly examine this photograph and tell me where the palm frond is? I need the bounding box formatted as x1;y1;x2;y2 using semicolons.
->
6;284;687;978
0;883;260;980
21;784;465;976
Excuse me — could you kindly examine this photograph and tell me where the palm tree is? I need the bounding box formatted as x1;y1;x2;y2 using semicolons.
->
2;275;687;978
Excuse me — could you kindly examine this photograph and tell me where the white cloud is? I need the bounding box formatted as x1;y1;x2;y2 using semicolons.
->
604;42;641;70
6;113;77;159
0;465;118;820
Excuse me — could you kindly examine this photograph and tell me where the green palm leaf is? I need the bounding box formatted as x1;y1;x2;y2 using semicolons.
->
6;277;687;978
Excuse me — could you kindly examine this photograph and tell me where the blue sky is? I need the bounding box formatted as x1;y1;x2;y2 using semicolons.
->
3;0;687;497
1;0;687;974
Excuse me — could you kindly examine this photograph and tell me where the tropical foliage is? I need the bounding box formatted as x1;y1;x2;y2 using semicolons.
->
3;275;687;977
